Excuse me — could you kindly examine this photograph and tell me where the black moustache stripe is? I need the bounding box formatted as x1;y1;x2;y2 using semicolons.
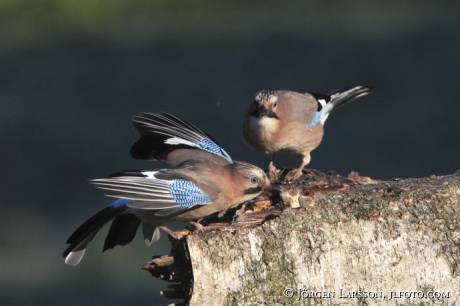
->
243;187;263;194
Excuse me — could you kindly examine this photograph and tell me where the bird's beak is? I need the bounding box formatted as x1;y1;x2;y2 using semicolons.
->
263;184;282;194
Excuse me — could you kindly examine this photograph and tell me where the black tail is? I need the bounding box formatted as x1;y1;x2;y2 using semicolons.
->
328;85;374;109
102;214;142;252
63;204;129;265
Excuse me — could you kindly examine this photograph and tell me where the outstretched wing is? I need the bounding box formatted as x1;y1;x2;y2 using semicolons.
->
130;112;233;164
90;170;212;209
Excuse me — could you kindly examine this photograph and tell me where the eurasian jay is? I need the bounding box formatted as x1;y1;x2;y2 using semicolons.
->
63;113;279;266
242;85;373;180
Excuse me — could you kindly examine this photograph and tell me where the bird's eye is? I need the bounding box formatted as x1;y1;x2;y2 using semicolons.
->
273;102;277;107
249;176;259;184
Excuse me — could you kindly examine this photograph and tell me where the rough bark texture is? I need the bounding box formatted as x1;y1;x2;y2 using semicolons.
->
147;170;460;306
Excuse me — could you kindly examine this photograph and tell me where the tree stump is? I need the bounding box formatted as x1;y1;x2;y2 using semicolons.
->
144;169;460;306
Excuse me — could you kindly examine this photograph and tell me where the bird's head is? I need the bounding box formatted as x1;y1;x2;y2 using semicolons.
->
250;90;279;119
231;161;281;197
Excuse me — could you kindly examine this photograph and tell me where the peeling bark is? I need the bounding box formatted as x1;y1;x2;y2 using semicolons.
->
145;170;460;306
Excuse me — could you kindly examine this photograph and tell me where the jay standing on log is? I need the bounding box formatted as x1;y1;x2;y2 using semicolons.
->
242;85;374;180
63;113;280;266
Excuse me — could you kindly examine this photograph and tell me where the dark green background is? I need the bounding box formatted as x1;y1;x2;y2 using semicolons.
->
2;1;459;305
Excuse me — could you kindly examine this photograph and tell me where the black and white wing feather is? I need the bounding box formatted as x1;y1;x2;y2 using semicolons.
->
91;170;212;210
130;112;233;163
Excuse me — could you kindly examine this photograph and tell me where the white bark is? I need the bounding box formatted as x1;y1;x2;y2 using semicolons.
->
186;173;460;305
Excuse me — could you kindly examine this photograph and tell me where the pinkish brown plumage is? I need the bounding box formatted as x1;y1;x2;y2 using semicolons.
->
63;112;280;266
243;86;373;180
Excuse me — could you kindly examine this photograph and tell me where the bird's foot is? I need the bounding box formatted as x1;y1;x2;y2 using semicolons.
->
187;221;206;232
284;167;303;181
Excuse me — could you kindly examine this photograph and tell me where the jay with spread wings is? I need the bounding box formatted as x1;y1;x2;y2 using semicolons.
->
63;113;280;266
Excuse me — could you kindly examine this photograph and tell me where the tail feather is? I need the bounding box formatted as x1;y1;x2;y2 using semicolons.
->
318;85;373;124
63;199;131;265
328;85;374;109
63;234;95;266
103;214;142;252
142;223;160;246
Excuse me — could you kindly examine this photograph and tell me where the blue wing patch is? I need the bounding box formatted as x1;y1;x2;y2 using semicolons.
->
305;111;321;129
169;180;211;208
198;139;233;163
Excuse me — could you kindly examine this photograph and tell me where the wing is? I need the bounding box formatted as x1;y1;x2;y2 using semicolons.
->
130;112;233;164
90;170;212;209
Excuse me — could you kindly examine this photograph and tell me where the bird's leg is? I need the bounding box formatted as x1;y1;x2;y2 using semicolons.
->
187;221;206;232
187;221;232;234
285;166;304;181
267;154;277;179
158;225;182;240
285;153;310;181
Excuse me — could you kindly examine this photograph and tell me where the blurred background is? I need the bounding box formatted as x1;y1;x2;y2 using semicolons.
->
1;1;459;305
